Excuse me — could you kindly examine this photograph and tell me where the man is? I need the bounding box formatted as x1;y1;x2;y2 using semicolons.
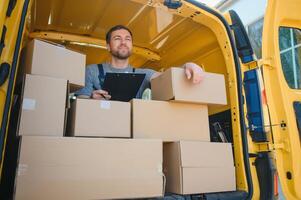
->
75;25;204;99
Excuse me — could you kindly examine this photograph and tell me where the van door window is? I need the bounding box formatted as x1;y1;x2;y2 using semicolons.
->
247;17;264;59
279;27;301;89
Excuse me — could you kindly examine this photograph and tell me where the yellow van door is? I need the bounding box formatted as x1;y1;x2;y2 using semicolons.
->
0;0;31;177
262;0;301;199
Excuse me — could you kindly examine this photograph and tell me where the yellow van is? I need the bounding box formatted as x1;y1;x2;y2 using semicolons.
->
0;0;300;199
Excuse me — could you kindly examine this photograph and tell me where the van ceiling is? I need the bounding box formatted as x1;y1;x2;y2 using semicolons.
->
28;0;220;70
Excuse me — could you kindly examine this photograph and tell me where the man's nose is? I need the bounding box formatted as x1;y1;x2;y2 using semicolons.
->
118;38;125;44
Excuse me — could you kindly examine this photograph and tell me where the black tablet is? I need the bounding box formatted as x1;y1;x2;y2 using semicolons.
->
102;72;146;102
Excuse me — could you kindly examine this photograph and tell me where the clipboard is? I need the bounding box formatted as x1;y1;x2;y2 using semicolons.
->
102;72;146;102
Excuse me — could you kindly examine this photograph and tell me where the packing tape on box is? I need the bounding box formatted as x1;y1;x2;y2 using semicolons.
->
100;100;111;110
22;98;36;110
17;164;28;176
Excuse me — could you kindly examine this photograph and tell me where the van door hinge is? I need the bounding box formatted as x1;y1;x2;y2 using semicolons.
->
258;58;274;69
0;26;7;57
268;142;290;152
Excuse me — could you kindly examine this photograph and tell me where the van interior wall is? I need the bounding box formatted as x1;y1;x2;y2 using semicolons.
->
24;0;231;116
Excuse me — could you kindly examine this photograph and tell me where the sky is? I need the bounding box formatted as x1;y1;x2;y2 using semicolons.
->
195;0;223;7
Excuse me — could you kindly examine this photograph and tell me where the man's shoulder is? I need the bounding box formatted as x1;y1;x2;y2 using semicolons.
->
86;63;100;70
135;67;156;74
135;67;157;82
86;63;105;74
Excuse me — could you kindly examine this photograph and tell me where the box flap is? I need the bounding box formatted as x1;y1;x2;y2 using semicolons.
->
179;141;234;168
151;68;174;100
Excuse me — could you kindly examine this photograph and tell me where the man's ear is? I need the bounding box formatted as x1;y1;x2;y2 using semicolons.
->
106;43;111;52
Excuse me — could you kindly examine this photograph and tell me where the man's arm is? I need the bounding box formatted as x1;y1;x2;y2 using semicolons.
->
150;62;205;84
150;72;161;80
74;66;95;98
75;65;111;100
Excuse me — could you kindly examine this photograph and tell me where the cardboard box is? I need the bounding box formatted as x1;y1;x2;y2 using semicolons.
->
15;136;163;200
132;99;210;142
151;67;227;105
21;39;85;90
67;98;131;138
18;74;68;136
163;141;236;194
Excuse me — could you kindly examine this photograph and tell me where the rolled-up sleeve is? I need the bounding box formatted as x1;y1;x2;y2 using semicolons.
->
74;66;95;96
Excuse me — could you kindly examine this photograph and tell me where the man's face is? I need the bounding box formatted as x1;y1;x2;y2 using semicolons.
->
107;29;133;60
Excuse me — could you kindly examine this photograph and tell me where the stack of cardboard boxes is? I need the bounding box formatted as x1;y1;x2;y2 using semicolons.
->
18;39;86;136
148;68;236;194
15;39;163;200
14;39;236;199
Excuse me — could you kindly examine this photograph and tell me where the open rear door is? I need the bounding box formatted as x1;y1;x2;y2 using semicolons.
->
261;0;301;199
0;0;31;179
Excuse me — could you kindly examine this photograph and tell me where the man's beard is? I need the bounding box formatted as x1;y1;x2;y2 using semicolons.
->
111;48;132;60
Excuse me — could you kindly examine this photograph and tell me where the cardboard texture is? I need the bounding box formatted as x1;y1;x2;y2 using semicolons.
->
67;98;131;137
15;136;163;200
18;74;68;136
151;67;227;105
163;141;236;194
21;39;85;89
132;99;210;142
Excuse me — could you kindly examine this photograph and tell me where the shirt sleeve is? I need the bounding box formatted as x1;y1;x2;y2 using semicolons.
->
74;65;95;96
144;69;157;83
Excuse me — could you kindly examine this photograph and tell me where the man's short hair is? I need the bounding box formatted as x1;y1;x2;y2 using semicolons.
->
106;25;133;44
